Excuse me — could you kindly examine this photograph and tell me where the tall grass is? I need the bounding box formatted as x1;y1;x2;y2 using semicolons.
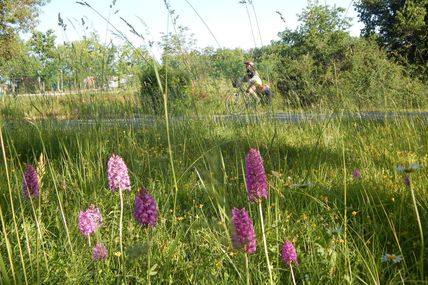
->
1;0;427;283
0;110;427;283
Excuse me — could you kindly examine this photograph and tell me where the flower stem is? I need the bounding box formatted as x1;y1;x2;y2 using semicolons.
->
289;264;297;285
410;182;424;279
258;202;273;285
147;228;152;285
245;253;250;285
119;189;124;273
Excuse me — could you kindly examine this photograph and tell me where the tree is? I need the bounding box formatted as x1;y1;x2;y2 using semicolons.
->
57;36;115;90
28;29;57;91
267;1;426;109
209;48;245;80
115;43;145;88
1;38;41;93
279;1;351;62
139;62;192;114
355;0;428;78
0;0;48;60
275;2;352;106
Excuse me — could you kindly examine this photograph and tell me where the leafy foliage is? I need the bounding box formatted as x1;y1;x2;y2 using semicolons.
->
27;30;57;91
208;48;245;80
0;0;427;112
0;0;47;60
268;2;426;108
355;0;428;79
0;38;41;93
272;3;352;106
139;62;191;114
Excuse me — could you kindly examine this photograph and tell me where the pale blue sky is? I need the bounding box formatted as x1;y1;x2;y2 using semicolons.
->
36;0;362;50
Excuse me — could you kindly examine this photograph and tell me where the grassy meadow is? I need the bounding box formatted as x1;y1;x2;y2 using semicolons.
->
2;0;428;283
0;95;427;284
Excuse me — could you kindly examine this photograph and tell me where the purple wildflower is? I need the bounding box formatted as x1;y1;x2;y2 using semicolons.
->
22;164;40;199
107;154;131;192
231;208;256;254
352;169;362;179
245;148;268;202
78;204;103;237
134;187;158;227
92;243;108;261
281;240;298;266
404;175;411;187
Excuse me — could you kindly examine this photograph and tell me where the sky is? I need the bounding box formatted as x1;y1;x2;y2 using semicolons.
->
36;0;363;52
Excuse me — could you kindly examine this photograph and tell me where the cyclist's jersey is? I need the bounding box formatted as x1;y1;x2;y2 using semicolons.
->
243;71;263;89
249;73;262;87
243;70;271;98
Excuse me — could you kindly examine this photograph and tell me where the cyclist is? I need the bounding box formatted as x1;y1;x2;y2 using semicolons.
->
242;60;271;103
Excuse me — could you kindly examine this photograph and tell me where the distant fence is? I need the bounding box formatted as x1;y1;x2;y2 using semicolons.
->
1;74;138;96
4;88;138;97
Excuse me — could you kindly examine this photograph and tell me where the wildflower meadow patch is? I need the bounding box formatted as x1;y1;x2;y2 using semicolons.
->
0;115;427;284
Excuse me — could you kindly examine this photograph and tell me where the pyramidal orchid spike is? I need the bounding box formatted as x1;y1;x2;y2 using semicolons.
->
281;240;298;265
22;164;40;199
107;154;131;191
92;243;108;261
245;148;268;202
78;204;103;237
231;207;256;254
134;187;158;227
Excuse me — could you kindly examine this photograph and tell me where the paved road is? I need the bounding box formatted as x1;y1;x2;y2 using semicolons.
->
267;111;428;123
3;111;428;128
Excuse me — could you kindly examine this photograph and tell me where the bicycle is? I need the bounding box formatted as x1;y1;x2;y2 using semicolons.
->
225;80;272;114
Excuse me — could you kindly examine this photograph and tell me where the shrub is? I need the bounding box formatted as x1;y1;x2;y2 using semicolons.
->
267;3;428;110
338;38;427;109
139;63;191;114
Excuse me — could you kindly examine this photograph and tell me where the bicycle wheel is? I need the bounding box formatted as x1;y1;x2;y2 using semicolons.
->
225;92;247;114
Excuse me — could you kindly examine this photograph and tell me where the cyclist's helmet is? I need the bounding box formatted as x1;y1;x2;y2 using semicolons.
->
244;60;255;70
244;60;255;76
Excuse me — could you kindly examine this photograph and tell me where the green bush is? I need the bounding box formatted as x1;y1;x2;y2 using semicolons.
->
338;38;427;109
139;63;192;114
267;3;428;110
